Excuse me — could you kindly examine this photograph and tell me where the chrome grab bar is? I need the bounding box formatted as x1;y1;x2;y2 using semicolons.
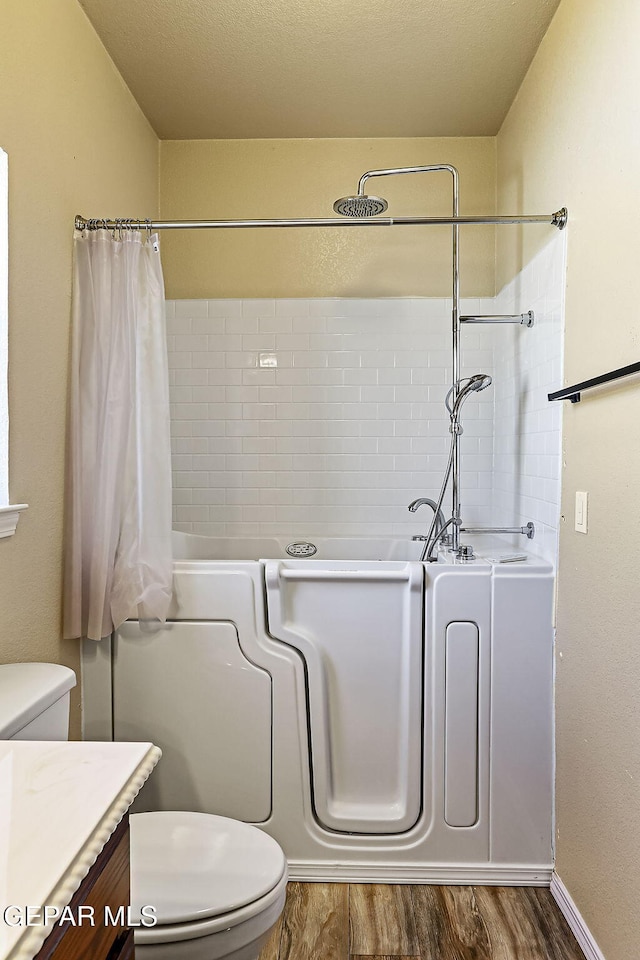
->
461;522;535;539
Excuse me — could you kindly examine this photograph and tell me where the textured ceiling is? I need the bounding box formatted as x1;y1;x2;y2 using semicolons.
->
78;0;560;140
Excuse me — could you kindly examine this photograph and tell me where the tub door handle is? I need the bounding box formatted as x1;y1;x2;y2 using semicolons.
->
278;568;411;582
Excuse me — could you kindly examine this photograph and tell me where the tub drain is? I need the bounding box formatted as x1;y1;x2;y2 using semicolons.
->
286;541;317;557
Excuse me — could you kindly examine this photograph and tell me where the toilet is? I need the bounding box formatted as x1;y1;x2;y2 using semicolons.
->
0;663;288;960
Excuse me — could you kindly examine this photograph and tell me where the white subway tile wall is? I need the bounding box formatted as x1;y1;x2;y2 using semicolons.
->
491;232;566;564
167;242;564;559
167;297;497;539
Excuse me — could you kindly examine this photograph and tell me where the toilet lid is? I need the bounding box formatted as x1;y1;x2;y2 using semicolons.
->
129;811;286;925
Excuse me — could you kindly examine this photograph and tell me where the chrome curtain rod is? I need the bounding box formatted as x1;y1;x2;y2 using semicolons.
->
75;209;568;231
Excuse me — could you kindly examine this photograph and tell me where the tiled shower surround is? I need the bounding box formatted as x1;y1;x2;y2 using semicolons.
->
167;236;564;561
491;233;566;563
166;297;495;540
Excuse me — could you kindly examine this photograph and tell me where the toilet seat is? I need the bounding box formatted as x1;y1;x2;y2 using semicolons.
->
134;868;288;947
130;811;287;945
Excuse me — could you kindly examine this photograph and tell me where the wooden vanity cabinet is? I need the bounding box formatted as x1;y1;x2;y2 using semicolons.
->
34;815;133;960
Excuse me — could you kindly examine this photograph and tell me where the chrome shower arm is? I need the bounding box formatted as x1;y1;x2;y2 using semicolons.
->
357;164;460;197
353;164;461;551
346;164;461;548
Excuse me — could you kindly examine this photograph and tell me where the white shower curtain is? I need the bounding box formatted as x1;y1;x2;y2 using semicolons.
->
64;228;172;641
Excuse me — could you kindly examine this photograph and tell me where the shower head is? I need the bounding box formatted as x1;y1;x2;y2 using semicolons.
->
449;374;493;418
334;163;460;218
333;195;388;217
467;373;493;393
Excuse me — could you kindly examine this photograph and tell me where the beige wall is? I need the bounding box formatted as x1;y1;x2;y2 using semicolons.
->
498;1;640;957
160;138;496;299
3;6;637;947
0;0;158;737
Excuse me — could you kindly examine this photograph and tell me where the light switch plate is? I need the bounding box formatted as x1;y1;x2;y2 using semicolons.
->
575;490;588;533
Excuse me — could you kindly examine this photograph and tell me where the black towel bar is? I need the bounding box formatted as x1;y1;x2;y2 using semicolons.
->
548;361;640;403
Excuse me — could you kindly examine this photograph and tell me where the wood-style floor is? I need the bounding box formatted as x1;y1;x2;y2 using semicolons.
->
259;883;585;960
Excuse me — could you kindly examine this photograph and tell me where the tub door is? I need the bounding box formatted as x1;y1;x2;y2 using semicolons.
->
265;560;424;835
113;621;272;822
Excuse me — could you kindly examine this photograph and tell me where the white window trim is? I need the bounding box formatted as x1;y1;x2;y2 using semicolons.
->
1;147;28;536
0;503;28;538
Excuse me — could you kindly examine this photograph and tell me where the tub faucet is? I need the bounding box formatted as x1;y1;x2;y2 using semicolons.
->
408;498;446;541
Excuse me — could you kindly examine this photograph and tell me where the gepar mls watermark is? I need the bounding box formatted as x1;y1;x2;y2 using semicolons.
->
3;904;157;927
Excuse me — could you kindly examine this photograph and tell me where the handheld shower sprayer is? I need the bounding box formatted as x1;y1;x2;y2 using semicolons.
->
455;372;492;399
446;374;492;432
416;373;493;562
447;373;492;413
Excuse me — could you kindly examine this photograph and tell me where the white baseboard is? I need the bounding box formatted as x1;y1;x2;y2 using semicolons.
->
288;861;553;885
550;872;605;960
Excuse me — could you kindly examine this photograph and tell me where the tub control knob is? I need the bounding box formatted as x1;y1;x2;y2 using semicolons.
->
456;544;475;562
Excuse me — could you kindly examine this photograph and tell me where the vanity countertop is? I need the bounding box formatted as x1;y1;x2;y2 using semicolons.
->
0;739;161;960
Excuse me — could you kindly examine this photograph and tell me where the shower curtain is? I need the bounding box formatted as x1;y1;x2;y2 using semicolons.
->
63;227;172;642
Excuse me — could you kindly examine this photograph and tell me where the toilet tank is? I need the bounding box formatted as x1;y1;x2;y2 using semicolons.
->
0;663;77;740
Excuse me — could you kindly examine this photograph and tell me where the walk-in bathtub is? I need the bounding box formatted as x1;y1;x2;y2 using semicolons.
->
82;532;555;885
171;530;427;561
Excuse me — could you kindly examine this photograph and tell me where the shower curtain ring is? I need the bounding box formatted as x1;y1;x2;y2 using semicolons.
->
145;219;152;241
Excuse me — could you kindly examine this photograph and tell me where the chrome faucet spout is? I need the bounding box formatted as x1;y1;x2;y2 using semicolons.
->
408;497;446;537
